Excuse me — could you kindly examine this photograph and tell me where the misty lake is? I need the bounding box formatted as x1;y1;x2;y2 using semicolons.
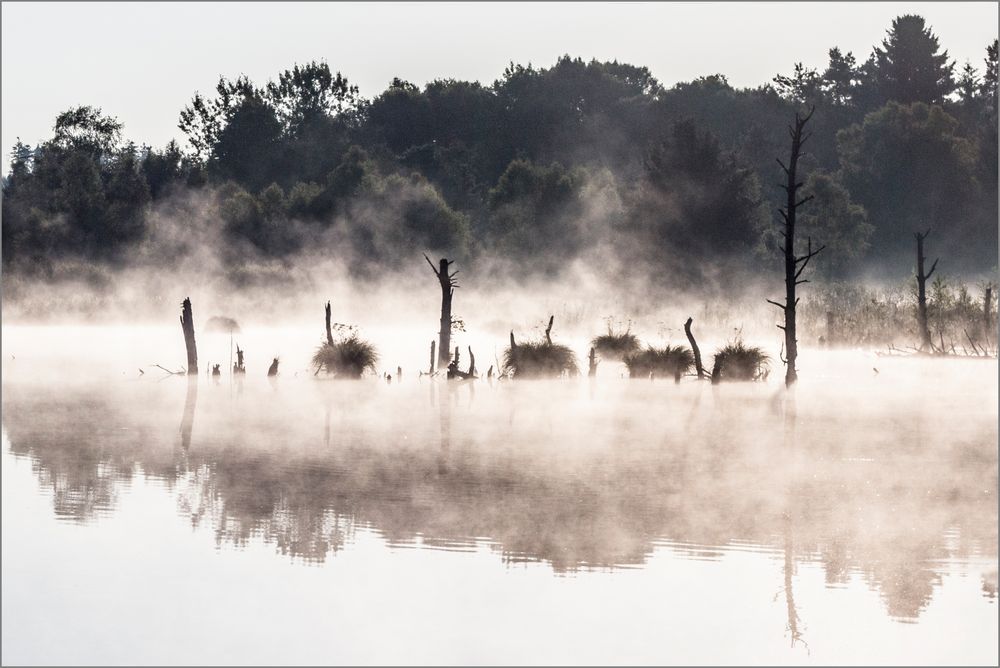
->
2;326;997;665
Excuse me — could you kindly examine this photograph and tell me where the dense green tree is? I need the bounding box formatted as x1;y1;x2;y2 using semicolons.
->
822;48;863;107
837;102;983;267
210;95;284;191
869;15;955;105
796;172;872;278
636;119;767;261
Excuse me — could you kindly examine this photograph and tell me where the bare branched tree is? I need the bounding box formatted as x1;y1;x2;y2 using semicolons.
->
768;107;824;387
424;254;459;369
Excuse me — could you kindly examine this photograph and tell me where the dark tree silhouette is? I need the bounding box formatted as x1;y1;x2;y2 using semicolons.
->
180;297;198;376
870;15;955;105
425;254;458;369
914;229;939;352
768;108;824;387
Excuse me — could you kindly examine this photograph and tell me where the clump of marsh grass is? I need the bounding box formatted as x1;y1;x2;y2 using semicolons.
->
711;341;769;382
503;330;579;379
591;321;640;361
313;333;379;378
624;344;694;382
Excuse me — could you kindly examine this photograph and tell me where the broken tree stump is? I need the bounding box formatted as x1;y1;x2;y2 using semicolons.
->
425;254;458;369
325;301;334;346
684;317;706;379
267;358;279;377
180;297;198;376
588;347;597;378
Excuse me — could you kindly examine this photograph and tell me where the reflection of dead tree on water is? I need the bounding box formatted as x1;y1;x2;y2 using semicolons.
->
782;512;808;652
179;377;198;451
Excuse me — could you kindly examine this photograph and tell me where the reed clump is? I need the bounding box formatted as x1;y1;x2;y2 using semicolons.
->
503;341;579;378
711;342;769;382
624;345;694;381
313;333;379;378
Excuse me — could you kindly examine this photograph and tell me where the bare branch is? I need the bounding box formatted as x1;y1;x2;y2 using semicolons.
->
766;299;786;310
423;253;440;277
776;158;790;175
794;195;815;208
925;258;939;280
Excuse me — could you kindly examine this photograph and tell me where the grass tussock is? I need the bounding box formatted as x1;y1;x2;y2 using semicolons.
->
312;334;379;378
503;341;579;379
711;342;769;382
591;332;640;361
624;345;694;381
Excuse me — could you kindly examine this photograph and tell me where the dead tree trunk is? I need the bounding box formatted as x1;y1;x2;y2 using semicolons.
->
234;345;245;374
325;301;334;346
429;340;436;374
545;315;554;344
984;286;993;350
467;346;476;376
825;311;835;347
684;317;706;379
425;254;458;369
180;297;199;376
588;347;597;378
914;230;938;352
767;107;823;388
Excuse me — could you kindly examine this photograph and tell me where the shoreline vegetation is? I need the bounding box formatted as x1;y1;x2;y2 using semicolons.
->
3;15;997;295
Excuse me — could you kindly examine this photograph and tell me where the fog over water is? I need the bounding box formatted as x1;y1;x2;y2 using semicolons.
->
1;315;996;664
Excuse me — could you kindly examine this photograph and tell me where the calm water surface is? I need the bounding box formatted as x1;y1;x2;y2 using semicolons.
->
2;327;997;665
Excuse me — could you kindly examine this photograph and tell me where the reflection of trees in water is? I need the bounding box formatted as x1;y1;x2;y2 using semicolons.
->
3;380;997;618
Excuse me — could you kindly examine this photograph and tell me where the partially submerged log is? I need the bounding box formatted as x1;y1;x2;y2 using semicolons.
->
180;297;198;376
447;345;475;380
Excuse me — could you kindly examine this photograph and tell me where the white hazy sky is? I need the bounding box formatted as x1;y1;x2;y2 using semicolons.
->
2;2;997;163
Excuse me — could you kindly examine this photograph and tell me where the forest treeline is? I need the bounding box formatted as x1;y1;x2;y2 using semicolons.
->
3;15;997;285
